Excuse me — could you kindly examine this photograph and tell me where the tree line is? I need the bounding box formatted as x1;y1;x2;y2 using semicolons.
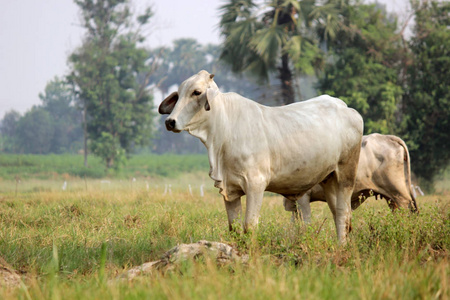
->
0;0;448;189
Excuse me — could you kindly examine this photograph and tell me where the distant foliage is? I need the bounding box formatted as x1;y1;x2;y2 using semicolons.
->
0;78;83;154
0;110;21;153
68;0;156;169
16;108;54;154
402;1;450;188
316;0;450;188
318;2;404;135
39;78;84;153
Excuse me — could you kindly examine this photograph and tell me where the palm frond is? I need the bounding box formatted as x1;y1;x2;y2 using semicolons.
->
227;18;259;44
310;3;342;41
219;0;257;29
250;25;287;65
284;35;302;58
282;0;300;11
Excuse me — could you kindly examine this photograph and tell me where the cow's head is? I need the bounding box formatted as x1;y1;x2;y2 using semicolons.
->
158;70;218;132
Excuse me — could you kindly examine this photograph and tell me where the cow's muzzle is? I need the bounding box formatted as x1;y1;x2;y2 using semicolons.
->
165;118;176;131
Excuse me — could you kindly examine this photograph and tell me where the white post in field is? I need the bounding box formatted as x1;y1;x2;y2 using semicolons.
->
200;184;204;197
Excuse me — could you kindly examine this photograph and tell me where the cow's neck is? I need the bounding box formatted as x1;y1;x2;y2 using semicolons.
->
187;94;235;197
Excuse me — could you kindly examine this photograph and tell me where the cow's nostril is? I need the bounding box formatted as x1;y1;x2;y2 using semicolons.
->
165;118;176;130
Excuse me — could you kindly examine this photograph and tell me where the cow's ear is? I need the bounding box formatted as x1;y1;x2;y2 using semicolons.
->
205;88;218;111
158;92;178;114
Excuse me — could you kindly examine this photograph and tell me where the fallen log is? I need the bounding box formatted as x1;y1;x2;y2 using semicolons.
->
114;240;248;282
1;241;247;287
0;256;22;288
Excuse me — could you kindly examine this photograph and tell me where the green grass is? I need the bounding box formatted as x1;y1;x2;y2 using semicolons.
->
0;179;448;299
0;153;209;180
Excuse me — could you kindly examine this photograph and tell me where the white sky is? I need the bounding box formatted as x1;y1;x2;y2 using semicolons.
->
0;0;411;119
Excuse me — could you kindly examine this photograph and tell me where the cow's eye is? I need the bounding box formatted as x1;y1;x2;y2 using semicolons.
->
192;90;202;96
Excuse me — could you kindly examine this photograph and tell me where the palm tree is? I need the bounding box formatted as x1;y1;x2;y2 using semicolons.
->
219;0;322;105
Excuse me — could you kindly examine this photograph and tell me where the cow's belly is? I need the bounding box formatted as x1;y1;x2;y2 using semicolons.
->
266;183;314;196
266;170;329;195
265;160;335;195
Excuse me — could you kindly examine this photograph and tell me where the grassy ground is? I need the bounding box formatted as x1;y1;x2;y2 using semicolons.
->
0;175;448;299
0;154;210;179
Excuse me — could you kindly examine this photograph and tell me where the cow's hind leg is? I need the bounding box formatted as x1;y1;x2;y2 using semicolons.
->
323;172;353;244
335;183;353;243
224;197;242;232
334;148;361;243
296;193;312;224
284;195;311;224
283;197;298;223
321;175;338;223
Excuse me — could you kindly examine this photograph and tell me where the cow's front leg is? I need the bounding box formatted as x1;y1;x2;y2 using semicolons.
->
224;197;242;232
244;189;264;233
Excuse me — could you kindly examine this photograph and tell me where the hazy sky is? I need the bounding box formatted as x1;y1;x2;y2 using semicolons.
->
0;0;410;119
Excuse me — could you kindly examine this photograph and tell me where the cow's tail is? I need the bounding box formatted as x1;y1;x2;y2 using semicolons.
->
392;136;419;213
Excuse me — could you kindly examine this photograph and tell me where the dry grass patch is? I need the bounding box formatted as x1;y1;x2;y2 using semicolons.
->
0;181;448;299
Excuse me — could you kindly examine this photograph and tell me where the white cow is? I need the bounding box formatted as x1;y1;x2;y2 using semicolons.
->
284;133;419;223
159;70;363;243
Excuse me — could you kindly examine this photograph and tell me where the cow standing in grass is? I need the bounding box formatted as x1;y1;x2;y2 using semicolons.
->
284;133;419;223
159;70;363;243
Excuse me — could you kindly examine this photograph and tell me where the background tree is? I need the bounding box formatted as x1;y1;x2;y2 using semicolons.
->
68;0;155;169
318;2;405;134
15;107;54;154
0;110;21;153
148;39;207;99
219;0;322;105
402;0;450;189
0;79;83;154
39;77;83;153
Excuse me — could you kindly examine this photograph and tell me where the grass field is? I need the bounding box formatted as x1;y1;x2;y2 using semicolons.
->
0;155;449;299
0;154;210;180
